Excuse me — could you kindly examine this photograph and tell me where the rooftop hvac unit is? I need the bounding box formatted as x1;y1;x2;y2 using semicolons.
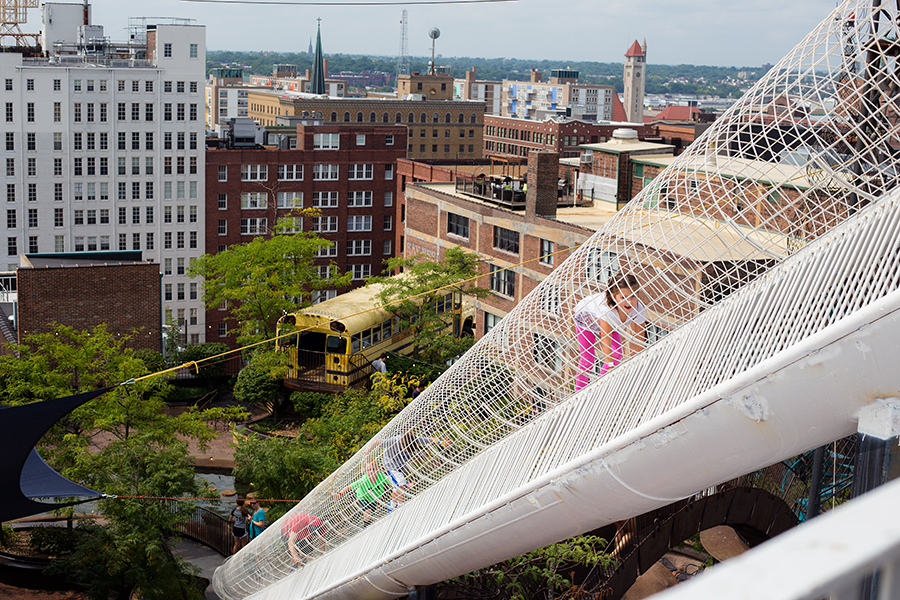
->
579;152;593;164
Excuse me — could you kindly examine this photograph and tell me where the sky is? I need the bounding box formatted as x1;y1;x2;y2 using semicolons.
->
29;0;842;67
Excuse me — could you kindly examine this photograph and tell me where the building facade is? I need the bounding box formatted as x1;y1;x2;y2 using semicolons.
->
500;69;615;122
484;115;657;159
1;13;207;343
205;122;407;346
246;90;485;160
454;67;502;115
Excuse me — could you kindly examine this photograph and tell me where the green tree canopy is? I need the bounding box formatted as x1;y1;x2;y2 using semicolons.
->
187;215;351;345
367;246;488;363
0;324;247;599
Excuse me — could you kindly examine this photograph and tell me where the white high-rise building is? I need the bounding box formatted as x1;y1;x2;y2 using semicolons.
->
1;7;207;343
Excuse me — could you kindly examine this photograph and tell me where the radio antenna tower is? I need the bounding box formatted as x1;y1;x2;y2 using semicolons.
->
397;9;410;78
0;0;40;47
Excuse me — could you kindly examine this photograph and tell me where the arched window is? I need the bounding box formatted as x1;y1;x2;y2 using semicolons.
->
444;113;451;123
458;113;465;123
420;112;427;123
316;111;323;119
470;113;477;124
432;112;439;123
356;112;363;122
343;111;350;122
330;111;337;122
396;112;402;123
382;112;389;123
369;112;376;123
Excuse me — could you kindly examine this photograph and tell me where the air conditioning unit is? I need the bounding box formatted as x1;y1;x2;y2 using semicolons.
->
579;152;593;164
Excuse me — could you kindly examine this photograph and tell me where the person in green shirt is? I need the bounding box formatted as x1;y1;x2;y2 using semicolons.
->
333;459;389;525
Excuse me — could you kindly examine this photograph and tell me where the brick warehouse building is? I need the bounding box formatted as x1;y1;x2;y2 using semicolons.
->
205;121;407;347
17;251;160;350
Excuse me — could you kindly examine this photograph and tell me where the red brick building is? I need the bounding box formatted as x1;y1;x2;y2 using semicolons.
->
484;115;656;159
205;122;407;346
16;252;161;350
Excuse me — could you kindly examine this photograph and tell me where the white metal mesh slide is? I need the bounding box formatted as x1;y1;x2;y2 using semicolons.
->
213;1;900;598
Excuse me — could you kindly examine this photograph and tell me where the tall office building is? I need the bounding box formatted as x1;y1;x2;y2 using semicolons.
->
1;5;207;343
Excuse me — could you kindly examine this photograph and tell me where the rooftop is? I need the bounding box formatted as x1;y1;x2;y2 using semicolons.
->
630;153;814;190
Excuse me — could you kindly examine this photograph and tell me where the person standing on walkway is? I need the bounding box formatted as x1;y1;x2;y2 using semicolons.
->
229;498;250;554
248;500;267;540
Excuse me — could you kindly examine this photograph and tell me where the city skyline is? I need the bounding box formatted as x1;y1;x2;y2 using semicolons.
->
24;0;839;68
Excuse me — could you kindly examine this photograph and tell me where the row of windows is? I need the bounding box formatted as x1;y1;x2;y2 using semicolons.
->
70;156;198;177
485;126;555;145
411;129;476;139
0;231;208;255
216;164;394;182
216;215;393;235
2;131;199;154
409;143;476;154
310;133;395;149
251;109;480;125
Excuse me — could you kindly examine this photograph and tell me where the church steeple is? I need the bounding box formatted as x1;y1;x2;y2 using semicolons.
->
310;20;326;95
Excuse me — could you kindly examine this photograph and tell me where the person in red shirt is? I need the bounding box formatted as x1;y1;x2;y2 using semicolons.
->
281;511;323;566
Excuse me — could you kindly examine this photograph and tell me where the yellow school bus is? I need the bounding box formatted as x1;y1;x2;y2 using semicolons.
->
276;283;474;391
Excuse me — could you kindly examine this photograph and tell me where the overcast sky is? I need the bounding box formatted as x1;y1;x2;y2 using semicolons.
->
35;0;840;67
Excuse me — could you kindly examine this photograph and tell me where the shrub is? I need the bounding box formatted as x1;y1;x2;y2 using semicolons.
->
28;525;79;556
132;348;166;373
289;391;331;420
0;524;14;548
233;363;278;409
181;342;232;380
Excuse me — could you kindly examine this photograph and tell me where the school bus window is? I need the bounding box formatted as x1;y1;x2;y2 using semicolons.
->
362;328;372;348
392;317;401;335
372;326;382;344
382;320;391;339
326;335;346;354
351;333;361;353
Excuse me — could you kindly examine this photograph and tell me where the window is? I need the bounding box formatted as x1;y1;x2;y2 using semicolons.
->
278;164;303;180
190;231;197;249
99;132;107;149
176;103;185;121
55;236;64;252
7;237;16;256
493;226;519;254
217;194;227;210
347;191;372;207
346;239;372;256
313;133;340;149
189;205;197;223
218;165;227;181
448;213;469;238
177;81;185;93
347;215;372;231
312;191;338;208
73;103;81;122
276;192;302;208
28;236;37;253
190;43;198;58
164;43;172;57
312;164;339;180
6;184;13;202
587;250;618;283
132;206;140;225
190;283;198;300
26;158;35;177
54;183;62;202
384;191;393;207
54;208;63;227
385;164;394;180
240;192;267;209
240;164;267;181
164;103;172;121
99;209;109;224
348;164;373;180
189;104;197;121
533;333;561;371
386;134;394;145
99;103;107;122
383;239;392;255
540;239;555;265
489;264;515;297
176;206;185;223
6;209;16;228
383;215;393;231
132;156;140;174
311;216;338;232
351;264;371;280
240;218;267;235
316;244;337;258
26;103;34;122
218;323;227;338
53;102;61;122
356;134;366;146
5;158;13;177
218;219;227;235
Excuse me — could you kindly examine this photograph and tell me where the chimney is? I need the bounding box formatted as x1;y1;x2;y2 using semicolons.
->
324;58;329;77
526;150;558;220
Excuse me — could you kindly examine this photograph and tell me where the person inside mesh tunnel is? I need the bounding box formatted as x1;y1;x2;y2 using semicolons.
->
573;273;646;390
366;429;450;510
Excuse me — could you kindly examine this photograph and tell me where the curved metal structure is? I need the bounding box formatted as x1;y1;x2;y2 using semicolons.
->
214;2;900;598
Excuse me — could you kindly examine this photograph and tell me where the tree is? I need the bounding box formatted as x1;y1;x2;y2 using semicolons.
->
187;216;351;345
367;246;488;363
445;534;612;600
0;324;247;599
